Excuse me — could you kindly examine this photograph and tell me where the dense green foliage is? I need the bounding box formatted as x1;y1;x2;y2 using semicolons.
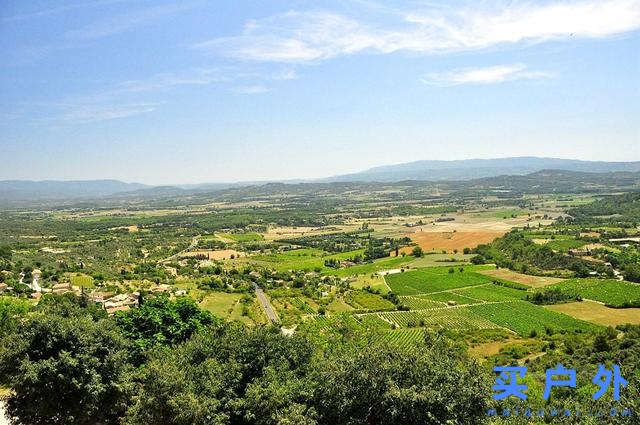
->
567;191;640;226
472;231;601;276
0;308;134;425
0;295;494;425
526;288;581;305
115;296;218;361
0;297;32;338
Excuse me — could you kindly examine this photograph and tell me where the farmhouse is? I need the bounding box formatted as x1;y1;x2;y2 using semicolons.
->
90;291;115;303
103;293;139;314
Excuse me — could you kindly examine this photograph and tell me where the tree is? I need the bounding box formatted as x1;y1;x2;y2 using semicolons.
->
0;245;11;265
311;336;491;425
114;296;218;361
623;263;640;283
0;314;134;425
123;325;315;425
411;246;423;258
0;297;32;338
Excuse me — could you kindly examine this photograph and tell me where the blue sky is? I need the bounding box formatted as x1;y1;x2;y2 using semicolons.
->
1;0;639;184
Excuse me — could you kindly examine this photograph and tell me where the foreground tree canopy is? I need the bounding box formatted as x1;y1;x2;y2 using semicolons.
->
0;294;491;425
2;294;639;425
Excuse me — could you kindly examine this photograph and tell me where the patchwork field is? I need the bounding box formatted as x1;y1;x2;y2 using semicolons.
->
546;301;640;326
199;292;264;324
398;296;450;310
242;248;365;272
69;273;94;288
375;308;500;330
217;232;264;242
477;268;565;288
403;253;474;267
548;278;640;307
469;301;600;336
454;284;527;302
385;266;495;296
181;249;245;260
346;291;395;311
327;255;414;277
403;231;504;253
415;292;477;305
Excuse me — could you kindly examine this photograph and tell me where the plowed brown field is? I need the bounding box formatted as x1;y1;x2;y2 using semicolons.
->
402;231;504;253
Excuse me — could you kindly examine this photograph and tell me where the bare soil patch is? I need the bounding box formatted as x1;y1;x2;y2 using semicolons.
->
468;340;514;358
477;269;564;288
403;231;504;253
180;249;245;260
546;301;640;326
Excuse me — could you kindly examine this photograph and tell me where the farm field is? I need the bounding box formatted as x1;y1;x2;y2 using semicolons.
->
548;278;640;307
375;307;500;330
454;284;527;302
404;253;473;267
240;248;364;272
415;292;478;305
546;301;640;326
346;291;395;311
469;301;600;336
348;274;390;294
397;296;449;310
381;328;425;348
327;255;414;277
476;268;565;288
326;298;354;314
199;292;261;324
385;266;495;296
402;231;505;253
69;273;94;288
217;232;264;242
181;249;245;260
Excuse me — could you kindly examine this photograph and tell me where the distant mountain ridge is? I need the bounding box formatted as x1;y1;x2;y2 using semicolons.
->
0;180;148;201
322;157;640;182
2;157;640;201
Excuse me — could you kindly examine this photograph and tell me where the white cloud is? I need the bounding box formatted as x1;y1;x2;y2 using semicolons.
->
61;103;158;123
194;0;640;62
421;64;554;86
233;85;271;95
273;69;299;81
115;68;231;93
65;1;200;40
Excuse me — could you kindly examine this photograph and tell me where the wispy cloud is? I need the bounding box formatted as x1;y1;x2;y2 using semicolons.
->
65;1;200;40
114;68;231;93
233;85;271;95
194;0;640;62
1;0;130;23
421;64;554;86
61;103;159;123
272;69;299;81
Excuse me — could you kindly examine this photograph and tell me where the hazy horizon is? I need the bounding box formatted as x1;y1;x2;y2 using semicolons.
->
2;155;640;186
2;0;639;184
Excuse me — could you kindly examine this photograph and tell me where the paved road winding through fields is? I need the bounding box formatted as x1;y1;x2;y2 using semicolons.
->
253;283;278;323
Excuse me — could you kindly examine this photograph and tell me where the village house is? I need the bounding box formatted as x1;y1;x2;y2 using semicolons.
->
104;293;139;315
